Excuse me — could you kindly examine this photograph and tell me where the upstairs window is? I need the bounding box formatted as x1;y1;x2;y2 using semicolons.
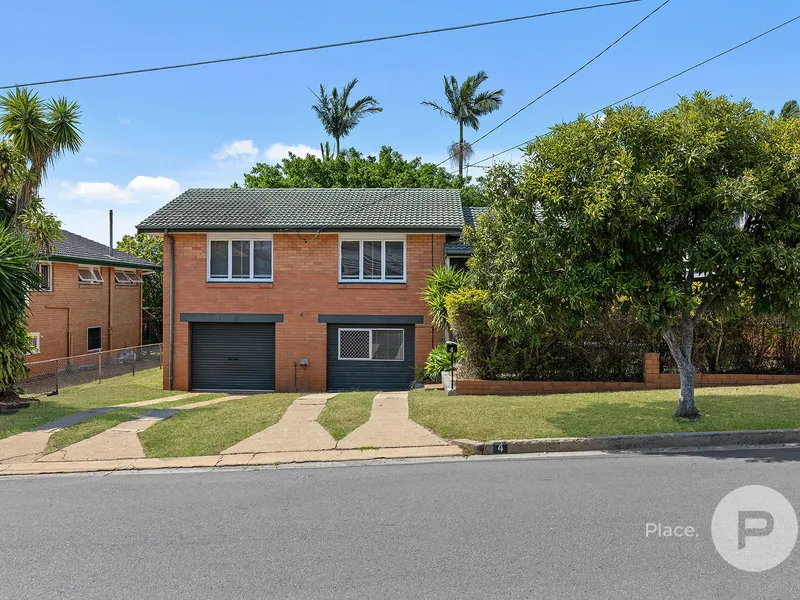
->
35;263;52;291
114;270;144;285
208;237;273;282
78;266;104;284
339;237;405;282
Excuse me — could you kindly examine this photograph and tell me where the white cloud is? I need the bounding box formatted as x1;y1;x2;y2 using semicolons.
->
86;157;97;164
212;139;260;160
263;143;320;163
61;175;181;205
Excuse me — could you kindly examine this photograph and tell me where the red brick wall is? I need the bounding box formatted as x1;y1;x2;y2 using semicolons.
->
456;352;800;395
26;262;144;361
163;232;445;392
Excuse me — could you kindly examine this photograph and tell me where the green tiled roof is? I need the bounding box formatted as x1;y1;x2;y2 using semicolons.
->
137;188;465;233
49;230;159;270
444;206;488;255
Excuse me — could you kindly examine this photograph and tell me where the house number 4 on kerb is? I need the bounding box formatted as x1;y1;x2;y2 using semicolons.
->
712;485;798;572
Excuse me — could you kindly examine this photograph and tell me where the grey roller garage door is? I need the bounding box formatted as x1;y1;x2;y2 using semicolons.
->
191;322;275;391
326;324;415;391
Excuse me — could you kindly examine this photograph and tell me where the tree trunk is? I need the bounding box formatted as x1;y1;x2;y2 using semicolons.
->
662;316;700;419
458;120;464;176
335;136;340;157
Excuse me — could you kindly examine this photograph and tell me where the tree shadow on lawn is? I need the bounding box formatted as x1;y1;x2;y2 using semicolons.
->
545;392;800;464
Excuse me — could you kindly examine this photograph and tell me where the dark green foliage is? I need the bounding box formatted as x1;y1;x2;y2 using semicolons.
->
116;233;163;310
239;146;487;207
424;342;460;383
421;265;470;330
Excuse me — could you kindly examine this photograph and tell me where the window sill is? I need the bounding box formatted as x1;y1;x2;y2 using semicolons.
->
338;282;407;289
205;282;274;289
78;283;103;287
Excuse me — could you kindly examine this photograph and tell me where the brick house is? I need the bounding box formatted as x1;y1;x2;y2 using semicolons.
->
26;230;159;362
137;188;475;393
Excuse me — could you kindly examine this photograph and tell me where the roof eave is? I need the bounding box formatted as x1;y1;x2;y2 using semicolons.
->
47;255;161;271
137;225;465;235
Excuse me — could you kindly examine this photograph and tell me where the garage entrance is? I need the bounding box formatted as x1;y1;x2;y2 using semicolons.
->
190;322;276;392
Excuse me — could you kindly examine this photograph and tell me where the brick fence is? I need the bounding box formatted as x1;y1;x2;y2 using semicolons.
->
455;352;800;396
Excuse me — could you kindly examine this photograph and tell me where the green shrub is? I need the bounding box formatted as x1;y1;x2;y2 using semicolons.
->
424;342;460;383
421;265;469;330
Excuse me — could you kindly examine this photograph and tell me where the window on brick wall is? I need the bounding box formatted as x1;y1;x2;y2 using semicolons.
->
78;266;103;284
338;328;404;361
207;236;273;282
27;332;41;355
87;327;102;352
114;270;144;285
338;236;405;282
35;263;52;291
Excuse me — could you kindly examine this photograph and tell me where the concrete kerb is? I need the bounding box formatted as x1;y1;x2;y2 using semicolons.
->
454;428;800;455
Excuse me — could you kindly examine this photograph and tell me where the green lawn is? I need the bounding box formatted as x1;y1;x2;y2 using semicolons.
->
140;393;298;457
1;368;180;441
44;393;224;453
318;392;375;440
409;384;800;441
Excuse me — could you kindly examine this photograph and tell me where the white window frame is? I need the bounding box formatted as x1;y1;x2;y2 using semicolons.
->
35;262;53;292
206;233;274;282
338;233;406;283
87;326;102;352
27;332;41;355
114;270;143;285
338;328;405;362
78;265;104;284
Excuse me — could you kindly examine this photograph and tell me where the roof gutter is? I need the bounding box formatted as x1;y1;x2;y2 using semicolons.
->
164;229;175;391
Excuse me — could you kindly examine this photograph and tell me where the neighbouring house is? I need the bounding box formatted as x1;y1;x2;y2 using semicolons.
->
26;230;160;362
445;206;486;271
136;188;474;393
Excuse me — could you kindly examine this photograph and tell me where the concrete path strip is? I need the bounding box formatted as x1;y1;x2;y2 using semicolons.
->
114;392;201;408
38;409;177;462
338;392;451;450
175;395;245;410
222;394;336;454
0;408;116;464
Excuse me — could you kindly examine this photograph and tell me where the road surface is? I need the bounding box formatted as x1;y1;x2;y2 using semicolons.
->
2;448;799;599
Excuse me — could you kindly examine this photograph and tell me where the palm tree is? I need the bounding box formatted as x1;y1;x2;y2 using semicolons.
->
779;99;800;120
422;71;504;176
311;79;382;156
0;88;83;218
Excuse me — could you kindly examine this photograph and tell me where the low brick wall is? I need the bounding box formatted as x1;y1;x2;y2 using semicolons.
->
455;352;800;396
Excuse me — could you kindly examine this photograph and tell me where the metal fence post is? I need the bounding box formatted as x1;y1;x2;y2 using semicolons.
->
98;351;102;383
132;348;136;377
54;359;59;395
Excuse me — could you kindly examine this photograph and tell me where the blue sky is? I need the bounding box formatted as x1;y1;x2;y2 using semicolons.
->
4;0;798;243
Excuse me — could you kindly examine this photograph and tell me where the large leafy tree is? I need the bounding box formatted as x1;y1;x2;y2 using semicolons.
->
422;70;504;176
470;92;800;418
117;233;163;312
236;146;487;206
311;79;382;156
1;88;83;217
779;99;800;120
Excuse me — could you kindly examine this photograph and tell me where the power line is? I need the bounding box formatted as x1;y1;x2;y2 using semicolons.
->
468;12;800;168
0;0;642;90
434;0;671;168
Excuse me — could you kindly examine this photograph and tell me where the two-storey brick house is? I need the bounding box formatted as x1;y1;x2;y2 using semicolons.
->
26;231;159;361
137;188;472;393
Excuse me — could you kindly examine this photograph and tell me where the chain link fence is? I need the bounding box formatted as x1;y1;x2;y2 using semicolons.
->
21;344;163;397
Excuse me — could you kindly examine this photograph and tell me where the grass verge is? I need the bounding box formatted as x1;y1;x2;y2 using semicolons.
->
43;394;224;454
1;369;180;441
409;384;800;442
140;393;298;457
317;392;375;440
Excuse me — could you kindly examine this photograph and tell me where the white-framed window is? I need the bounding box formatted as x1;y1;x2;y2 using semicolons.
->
338;328;404;361
35;262;52;292
207;234;273;282
114;270;144;285
338;235;405;283
78;266;104;284
87;326;102;352
27;332;41;355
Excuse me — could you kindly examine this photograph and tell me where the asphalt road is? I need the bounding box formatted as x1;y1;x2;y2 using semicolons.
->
2;448;800;599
